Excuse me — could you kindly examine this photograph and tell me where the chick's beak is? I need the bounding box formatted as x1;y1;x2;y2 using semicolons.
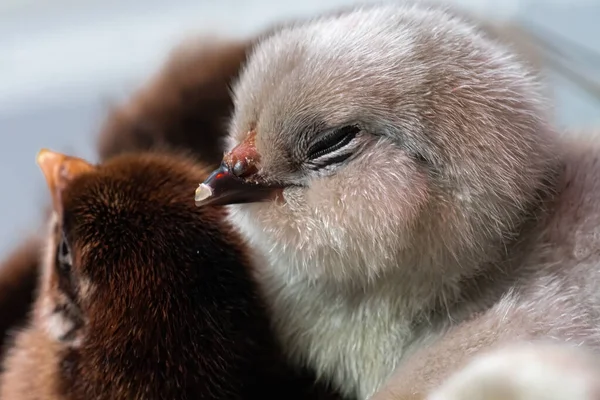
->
194;130;282;207
36;148;95;211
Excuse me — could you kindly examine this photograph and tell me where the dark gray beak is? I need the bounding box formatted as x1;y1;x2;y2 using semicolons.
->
194;163;281;207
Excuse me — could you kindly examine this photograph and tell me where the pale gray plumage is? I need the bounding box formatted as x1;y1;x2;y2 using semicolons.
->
194;2;600;399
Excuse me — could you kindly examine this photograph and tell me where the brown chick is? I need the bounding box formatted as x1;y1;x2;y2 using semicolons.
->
0;149;338;400
193;2;600;400
0;36;254;360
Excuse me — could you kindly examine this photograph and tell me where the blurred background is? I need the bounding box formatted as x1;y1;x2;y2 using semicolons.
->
0;0;599;257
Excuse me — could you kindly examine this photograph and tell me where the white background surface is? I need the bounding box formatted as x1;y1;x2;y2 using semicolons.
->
0;0;599;256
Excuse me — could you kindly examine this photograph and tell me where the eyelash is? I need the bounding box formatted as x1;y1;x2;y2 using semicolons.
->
307;125;361;160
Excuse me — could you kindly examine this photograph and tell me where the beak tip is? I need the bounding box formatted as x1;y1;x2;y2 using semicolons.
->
36;148;52;166
194;183;213;204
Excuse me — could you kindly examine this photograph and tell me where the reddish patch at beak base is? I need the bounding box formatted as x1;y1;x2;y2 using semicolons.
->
223;129;260;180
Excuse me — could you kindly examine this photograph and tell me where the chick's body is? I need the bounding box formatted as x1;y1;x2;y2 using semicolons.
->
0;152;329;400
190;2;600;399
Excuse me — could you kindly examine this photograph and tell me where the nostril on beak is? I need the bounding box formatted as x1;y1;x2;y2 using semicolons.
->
224;129;260;179
232;160;245;177
231;158;258;179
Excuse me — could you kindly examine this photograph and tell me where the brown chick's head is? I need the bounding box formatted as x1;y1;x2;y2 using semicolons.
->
196;3;561;286
0;38;255;364
0;149;318;400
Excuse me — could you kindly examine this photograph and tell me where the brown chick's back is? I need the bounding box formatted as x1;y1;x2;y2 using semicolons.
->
97;38;251;166
0;151;336;400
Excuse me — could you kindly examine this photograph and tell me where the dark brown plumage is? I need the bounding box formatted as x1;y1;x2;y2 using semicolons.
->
0;150;338;400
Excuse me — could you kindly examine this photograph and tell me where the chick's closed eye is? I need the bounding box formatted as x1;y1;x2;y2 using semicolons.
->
305;124;362;170
307;125;361;159
56;231;72;274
